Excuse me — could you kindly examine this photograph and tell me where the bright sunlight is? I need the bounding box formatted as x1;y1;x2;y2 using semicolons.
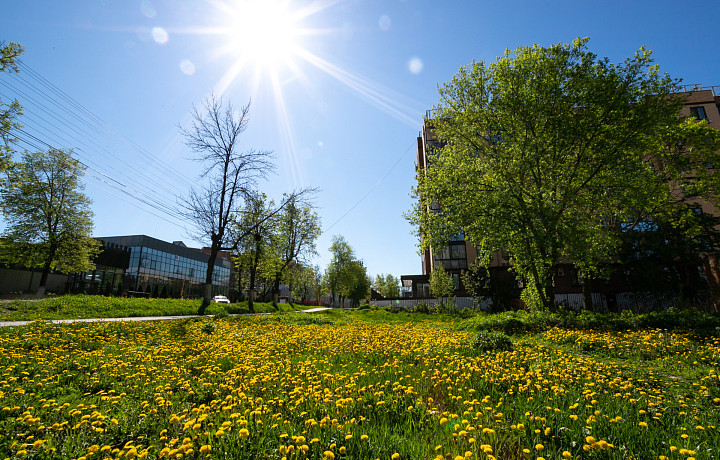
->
222;0;304;71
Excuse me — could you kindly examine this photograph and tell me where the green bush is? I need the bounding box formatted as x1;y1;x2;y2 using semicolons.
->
412;302;431;314
461;311;529;334
469;331;513;353
296;315;332;325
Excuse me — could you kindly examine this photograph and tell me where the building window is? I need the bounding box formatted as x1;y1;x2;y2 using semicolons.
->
452;273;461;291
690;106;707;120
433;242;468;270
569;269;581;287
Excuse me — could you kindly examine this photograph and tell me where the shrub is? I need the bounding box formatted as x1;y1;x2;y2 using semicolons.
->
461;311;529;334
214;309;229;319
469;331;513;353
297;315;332;325
201;322;217;334
413;302;431;314
358;304;370;310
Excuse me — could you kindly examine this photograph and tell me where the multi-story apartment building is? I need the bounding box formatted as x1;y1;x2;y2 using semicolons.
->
403;86;720;309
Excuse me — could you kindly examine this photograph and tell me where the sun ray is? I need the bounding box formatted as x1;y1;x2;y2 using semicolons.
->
295;48;424;128
269;69;305;188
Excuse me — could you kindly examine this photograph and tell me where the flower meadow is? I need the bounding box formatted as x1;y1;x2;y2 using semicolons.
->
0;312;718;459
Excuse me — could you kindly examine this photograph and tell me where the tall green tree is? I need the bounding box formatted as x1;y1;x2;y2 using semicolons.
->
346;260;370;306
373;273;400;298
409;38;716;310
232;192;276;312
268;193;321;308
0;148;101;294
429;265;454;304
324;235;368;307
1;42;24;174
288;263;321;305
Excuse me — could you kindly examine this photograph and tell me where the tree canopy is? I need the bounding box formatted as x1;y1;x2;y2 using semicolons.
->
0;42;24;174
324;235;369;307
373;273;401;298
409;38;720;310
0;148;100;293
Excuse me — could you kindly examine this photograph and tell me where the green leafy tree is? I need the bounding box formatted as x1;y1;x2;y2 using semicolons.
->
429;265;454;304
232;192;276;312
289;263;321;305
324;235;368;307
268;193;321;308
1;42;24;174
373;273;400;298
0;148;101;294
346;260;370;306
410;38;711;310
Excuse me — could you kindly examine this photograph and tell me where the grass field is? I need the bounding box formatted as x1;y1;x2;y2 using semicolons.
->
0;295;316;321
0;307;718;459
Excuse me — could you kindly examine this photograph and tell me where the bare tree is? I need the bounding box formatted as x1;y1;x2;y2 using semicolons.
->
180;95;274;313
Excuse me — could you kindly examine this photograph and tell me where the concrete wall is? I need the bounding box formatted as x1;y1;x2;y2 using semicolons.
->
0;268;68;296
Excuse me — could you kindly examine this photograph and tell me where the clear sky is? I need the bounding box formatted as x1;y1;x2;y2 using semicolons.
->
2;0;720;280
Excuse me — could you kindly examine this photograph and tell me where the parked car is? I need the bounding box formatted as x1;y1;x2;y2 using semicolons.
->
212;295;230;304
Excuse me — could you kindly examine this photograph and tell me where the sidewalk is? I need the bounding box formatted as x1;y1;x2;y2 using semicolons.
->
0;307;333;328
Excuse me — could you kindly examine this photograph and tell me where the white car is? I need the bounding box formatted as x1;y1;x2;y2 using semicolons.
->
212;295;230;304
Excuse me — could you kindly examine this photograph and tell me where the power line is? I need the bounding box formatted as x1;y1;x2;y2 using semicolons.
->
0;61;195;217
0;70;192;195
323;143;414;234
1;126;188;226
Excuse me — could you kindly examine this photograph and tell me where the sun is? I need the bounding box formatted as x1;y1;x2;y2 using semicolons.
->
220;0;304;72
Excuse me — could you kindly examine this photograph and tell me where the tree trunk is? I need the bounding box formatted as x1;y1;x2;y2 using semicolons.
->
199;240;219;315
272;274;281;310
582;278;594;311
528;266;555;311
38;243;58;297
248;266;256;313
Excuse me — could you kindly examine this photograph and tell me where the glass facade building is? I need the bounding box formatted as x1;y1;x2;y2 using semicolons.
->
72;235;231;298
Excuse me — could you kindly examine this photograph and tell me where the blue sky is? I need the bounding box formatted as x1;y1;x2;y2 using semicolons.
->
2;0;720;280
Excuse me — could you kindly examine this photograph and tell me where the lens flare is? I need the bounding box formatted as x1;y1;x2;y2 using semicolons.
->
180;59;196;75
408;57;423;75
140;0;157;18
152;27;169;44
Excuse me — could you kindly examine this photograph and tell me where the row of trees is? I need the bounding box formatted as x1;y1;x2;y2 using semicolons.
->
232;191;321;311
1;41;373;307
178;95;378;312
410;38;720;311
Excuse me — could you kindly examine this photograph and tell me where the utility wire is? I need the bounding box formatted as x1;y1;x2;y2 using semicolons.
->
0;62;194;218
16;61;194;183
2;126;188;226
323;143;414;234
0;73;191;197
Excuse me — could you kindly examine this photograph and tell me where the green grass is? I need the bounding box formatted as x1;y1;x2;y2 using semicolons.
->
0;305;718;459
0;295;321;321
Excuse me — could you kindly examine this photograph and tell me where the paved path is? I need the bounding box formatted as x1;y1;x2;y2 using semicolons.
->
0;307;334;328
